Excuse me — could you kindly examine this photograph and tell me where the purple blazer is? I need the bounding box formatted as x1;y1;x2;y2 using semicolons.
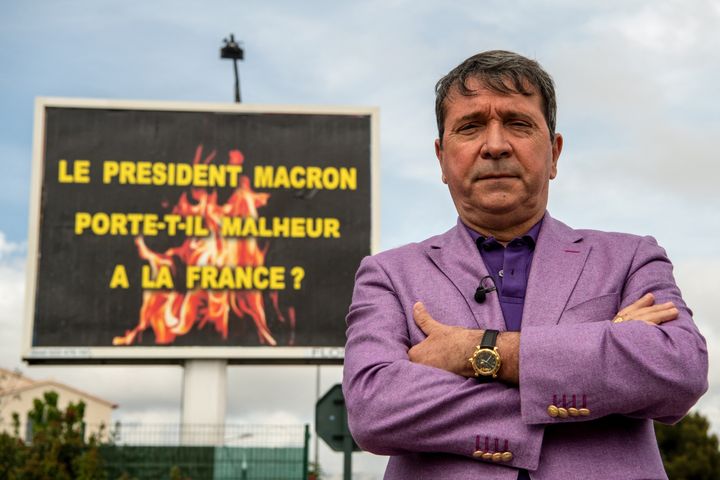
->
343;214;708;479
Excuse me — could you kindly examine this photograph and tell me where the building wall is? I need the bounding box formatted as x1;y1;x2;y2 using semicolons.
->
0;383;114;442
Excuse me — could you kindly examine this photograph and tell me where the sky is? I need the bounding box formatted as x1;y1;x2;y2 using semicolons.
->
1;0;719;478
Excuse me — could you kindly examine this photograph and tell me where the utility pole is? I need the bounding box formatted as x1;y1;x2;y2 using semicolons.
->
221;34;244;103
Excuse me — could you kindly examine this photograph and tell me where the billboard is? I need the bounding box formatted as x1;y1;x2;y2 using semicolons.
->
23;98;378;364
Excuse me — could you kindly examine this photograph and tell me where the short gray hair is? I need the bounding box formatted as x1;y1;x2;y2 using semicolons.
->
435;50;557;144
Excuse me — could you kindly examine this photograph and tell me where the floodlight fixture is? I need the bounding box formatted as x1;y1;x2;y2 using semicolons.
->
221;34;244;103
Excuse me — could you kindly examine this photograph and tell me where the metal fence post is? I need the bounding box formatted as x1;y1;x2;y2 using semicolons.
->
303;424;310;480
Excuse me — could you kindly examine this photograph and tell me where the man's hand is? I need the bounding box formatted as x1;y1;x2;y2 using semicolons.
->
408;302;482;377
613;293;678;326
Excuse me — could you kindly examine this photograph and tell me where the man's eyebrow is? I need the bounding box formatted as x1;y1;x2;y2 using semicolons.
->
452;109;537;126
497;109;536;122
452;111;488;125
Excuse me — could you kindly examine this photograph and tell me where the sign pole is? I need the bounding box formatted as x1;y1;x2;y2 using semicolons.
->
316;384;359;479
342;407;353;480
314;365;321;467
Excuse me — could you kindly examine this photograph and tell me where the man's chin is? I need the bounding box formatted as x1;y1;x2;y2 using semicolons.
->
465;202;519;217
469;197;521;215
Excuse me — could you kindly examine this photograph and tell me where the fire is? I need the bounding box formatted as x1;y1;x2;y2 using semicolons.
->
113;146;293;346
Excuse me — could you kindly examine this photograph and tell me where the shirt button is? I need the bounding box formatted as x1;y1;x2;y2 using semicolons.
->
498;269;504;277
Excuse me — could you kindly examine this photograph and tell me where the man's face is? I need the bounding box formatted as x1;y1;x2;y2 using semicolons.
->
435;77;563;233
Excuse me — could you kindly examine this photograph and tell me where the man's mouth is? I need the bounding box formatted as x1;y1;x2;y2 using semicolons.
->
475;174;516;180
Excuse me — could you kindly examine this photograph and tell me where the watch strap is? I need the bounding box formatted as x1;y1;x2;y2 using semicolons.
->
480;329;499;349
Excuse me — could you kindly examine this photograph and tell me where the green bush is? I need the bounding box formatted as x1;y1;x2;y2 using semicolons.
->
656;412;720;480
0;390;107;480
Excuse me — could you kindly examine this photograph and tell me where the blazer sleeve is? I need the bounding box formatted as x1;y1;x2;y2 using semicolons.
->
343;254;545;470
519;235;709;425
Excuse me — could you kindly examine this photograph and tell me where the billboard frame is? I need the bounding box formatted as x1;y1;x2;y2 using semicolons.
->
23;97;380;365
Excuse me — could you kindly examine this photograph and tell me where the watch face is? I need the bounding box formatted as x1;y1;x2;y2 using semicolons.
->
474;349;498;374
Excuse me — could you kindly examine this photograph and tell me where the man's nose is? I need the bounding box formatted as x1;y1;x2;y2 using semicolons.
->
480;122;511;160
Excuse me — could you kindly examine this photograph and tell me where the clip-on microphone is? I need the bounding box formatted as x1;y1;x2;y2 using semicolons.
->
474;275;497;304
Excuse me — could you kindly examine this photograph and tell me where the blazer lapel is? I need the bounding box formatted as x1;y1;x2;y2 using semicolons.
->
523;214;591;328
425;219;506;331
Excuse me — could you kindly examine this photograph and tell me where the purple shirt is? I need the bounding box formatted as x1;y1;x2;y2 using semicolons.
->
464;219;542;332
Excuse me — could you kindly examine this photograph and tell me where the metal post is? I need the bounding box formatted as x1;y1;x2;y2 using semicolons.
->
233;58;241;103
342;403;353;480
241;450;248;480
303;424;310;480
314;366;320;468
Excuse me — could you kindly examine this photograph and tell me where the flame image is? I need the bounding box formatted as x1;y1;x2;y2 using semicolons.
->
112;146;295;346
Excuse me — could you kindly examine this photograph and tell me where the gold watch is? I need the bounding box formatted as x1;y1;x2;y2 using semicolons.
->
469;330;501;381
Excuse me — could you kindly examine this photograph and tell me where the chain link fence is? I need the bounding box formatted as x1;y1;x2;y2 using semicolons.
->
98;423;309;480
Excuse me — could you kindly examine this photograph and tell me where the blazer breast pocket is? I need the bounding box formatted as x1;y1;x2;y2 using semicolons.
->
560;292;620;324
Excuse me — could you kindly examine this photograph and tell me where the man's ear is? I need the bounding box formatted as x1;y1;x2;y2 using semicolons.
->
435;138;447;184
550;133;563;180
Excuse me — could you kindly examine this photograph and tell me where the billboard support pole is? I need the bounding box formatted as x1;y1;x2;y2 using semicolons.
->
181;359;227;445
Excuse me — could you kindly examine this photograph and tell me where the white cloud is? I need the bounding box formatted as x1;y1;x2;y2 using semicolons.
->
0;233;25;263
609;6;698;53
2;1;720;477
674;259;720;435
0;247;26;368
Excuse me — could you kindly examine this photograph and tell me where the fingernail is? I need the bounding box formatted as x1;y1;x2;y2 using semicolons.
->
414;302;423;312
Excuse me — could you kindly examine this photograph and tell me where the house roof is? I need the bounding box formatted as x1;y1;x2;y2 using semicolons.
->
0;367;34;390
0;368;117;409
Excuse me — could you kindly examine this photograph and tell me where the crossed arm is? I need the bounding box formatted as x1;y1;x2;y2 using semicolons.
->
344;237;708;461
408;293;680;384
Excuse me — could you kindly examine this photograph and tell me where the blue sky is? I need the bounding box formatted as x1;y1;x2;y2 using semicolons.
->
1;1;719;477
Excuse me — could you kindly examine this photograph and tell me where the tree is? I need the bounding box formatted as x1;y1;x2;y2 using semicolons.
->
0;390;107;480
656;412;720;480
0;427;24;480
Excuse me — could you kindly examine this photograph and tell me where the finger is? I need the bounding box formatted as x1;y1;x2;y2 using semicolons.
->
623;302;677;321
615;302;676;323
413;302;438;334
630;302;676;316
616;293;655;317
635;307;679;325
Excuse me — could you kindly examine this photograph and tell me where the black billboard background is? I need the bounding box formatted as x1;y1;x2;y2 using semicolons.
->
33;106;372;351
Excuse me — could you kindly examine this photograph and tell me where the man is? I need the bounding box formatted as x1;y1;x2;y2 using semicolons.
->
343;50;708;479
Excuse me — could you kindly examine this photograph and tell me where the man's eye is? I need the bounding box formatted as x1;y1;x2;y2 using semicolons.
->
458;123;479;132
508;121;531;128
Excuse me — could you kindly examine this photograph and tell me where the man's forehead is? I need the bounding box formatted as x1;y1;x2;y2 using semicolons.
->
443;77;542;117
448;75;539;100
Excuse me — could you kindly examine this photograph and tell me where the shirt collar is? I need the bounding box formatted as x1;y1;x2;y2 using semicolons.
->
463;216;543;251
